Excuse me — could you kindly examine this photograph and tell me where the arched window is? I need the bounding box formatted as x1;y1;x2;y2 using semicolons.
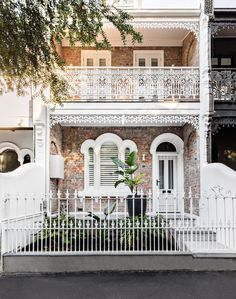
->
0;142;33;173
156;142;176;152
0;149;20;173
81;133;137;193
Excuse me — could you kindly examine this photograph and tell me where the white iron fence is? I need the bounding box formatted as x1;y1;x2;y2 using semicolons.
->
1;190;236;255
65;67;200;101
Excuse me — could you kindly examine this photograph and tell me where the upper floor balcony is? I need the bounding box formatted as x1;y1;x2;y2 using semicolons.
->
58;13;200;106
65;66;200;102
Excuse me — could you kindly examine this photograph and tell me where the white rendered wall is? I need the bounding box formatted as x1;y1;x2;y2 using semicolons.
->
0;163;45;220
0;130;33;151
202;163;236;196
0;91;32;128
201;163;236;247
214;0;236;8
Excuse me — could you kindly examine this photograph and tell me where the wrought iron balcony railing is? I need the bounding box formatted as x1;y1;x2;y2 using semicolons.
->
65;67;200;102
211;69;236;101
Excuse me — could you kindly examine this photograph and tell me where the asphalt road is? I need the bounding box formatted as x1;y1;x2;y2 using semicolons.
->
0;271;235;299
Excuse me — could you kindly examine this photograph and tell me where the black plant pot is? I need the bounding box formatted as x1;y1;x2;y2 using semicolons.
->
127;195;147;217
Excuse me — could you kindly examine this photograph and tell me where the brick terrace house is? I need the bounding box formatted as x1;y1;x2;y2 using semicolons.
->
3;0;236;260
48;0;210;213
0;0;213;213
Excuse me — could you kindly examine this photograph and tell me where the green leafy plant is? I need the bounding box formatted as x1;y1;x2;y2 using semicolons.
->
118;215;167;250
111;151;145;194
0;1;142;104
88;201;117;221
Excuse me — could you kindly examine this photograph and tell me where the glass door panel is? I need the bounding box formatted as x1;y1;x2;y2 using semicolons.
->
157;155;177;212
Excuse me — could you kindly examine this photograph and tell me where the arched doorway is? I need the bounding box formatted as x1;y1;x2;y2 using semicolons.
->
150;133;184;212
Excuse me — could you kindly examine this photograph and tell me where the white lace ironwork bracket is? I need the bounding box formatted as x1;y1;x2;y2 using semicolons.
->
211;22;236;37
50;114;199;130
212;118;236;134
104;21;199;41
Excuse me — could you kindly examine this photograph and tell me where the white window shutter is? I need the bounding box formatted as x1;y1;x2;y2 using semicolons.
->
100;142;118;186
88;147;95;186
125;147;130;161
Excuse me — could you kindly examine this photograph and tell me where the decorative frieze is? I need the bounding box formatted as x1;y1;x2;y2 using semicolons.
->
211;22;236;36
50;114;199;130
212;118;236;134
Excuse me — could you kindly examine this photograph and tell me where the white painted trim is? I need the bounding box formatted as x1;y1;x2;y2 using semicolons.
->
80;133;137;192
150;133;184;212
81;50;111;66
0;142;33;165
150;133;184;155
133;50;164;66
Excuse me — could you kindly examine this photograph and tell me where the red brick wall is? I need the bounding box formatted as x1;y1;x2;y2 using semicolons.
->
182;32;199;66
60;46;182;67
183;124;200;197
50;125;200;198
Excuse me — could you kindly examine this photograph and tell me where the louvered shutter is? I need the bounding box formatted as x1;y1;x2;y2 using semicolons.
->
100;142;118;186
88;147;94;186
125;147;130;162
124;147;130;171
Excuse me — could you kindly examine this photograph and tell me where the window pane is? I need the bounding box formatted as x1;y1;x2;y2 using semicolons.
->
0;150;20;173
168;160;174;190
151;58;158;67
156;142;176;152
100;142;118;186
138;58;145;67
159;160;164;189
99;58;106;67
221;58;231;66
86;58;94;66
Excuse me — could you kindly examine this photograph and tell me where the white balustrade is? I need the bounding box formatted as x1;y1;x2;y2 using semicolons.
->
211;69;236;101
65;67;200;102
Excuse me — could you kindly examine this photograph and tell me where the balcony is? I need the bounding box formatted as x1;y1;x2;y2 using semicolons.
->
211;69;236;101
65;67;200;102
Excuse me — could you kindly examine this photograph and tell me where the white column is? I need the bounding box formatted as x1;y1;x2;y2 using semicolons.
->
33;96;49;195
199;3;211;193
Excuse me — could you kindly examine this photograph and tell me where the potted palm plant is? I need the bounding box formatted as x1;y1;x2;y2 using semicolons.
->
111;151;147;216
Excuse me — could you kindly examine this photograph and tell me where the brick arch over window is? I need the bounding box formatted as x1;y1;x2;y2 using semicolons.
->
81;133;137;195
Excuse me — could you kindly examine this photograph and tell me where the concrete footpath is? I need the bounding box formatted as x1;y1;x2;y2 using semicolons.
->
0;271;236;299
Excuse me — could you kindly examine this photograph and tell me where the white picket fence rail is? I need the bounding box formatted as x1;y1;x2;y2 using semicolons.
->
1;190;236;255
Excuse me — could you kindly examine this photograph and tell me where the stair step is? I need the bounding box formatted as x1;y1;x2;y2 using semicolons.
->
173;230;217;242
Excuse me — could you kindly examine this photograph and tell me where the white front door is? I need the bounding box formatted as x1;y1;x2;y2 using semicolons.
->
156;154;178;212
133;51;164;99
81;50;111;99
